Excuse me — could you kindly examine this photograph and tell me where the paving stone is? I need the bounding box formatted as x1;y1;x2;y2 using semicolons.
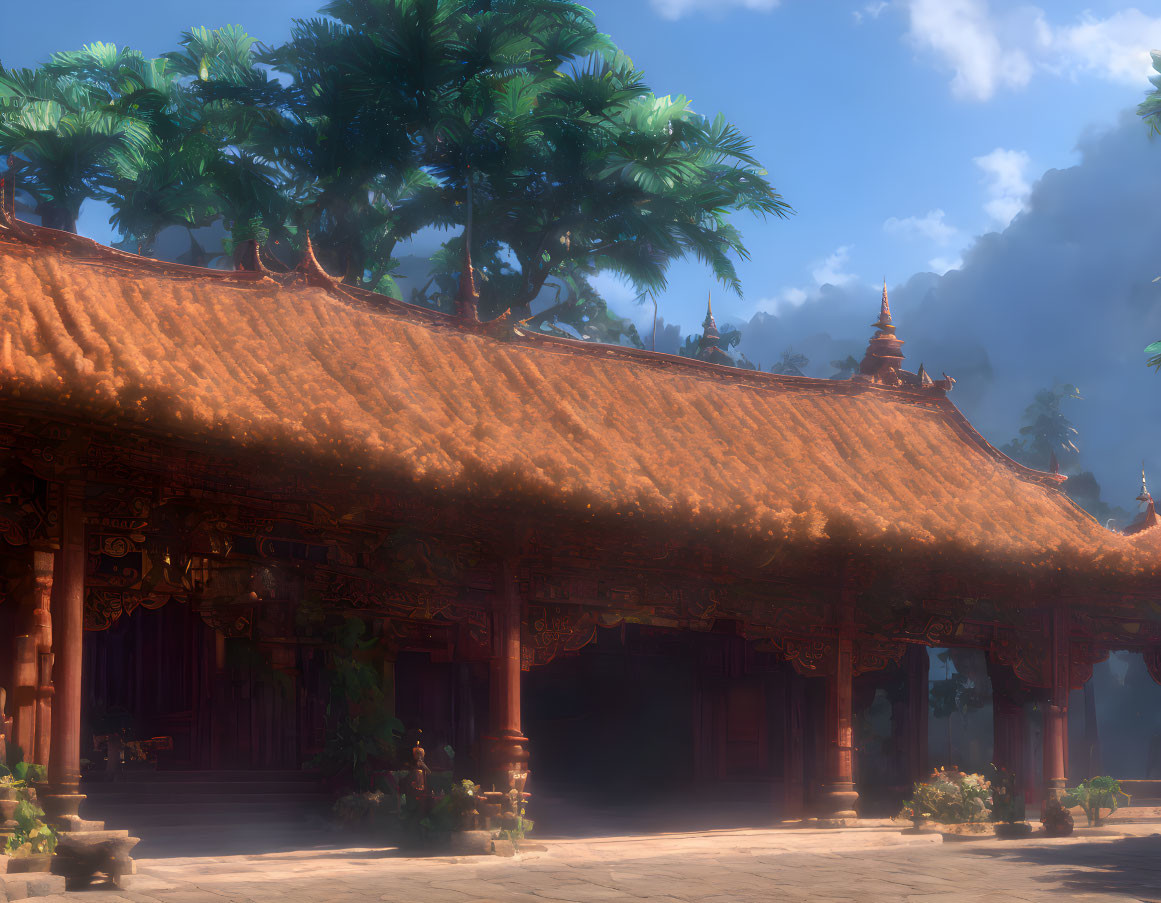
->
40;822;1160;903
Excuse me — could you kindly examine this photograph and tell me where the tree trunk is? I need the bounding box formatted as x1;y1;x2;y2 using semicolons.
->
38;205;77;233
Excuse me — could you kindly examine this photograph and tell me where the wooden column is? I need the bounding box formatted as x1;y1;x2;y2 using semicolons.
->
43;483;86;823
1042;607;1070;804
31;550;55;769
906;644;929;785
818;583;858;820
782;670;806;818
9;550;54;767
484;559;528;791
988;660;1027;798
819;632;858;819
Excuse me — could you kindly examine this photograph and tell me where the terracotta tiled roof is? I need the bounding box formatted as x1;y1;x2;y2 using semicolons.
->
0;222;1157;572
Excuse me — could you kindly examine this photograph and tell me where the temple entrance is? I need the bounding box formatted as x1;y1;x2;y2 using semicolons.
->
521;624;803;835
81;604;322;773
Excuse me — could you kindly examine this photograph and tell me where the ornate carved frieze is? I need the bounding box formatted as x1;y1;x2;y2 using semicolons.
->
989;625;1051;688
772;635;835;676
853;637;907;676
84;588;177;631
767;633;907;677
313;570;489;651
1071;609;1161;648
1070;641;1110;690
523;603;601;669
0;471;58;547
195;605;253;639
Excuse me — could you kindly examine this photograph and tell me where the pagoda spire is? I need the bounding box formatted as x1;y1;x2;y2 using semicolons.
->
858;278;905;384
875;277;893;331
696;290;732;366
1126;463;1158;534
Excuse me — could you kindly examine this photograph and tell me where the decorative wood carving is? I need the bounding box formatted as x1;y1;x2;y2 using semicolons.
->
0;471;58;547
852;637;907;676
1069;641;1109;690
989;625;1051;688
1145;647;1161;686
524;604;600;668
84;589;177;631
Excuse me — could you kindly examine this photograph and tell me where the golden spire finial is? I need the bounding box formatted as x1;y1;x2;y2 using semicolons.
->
1140;463;1152;503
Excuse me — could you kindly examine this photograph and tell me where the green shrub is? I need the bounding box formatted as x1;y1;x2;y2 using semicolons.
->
899;767;991;824
1063;777;1130;827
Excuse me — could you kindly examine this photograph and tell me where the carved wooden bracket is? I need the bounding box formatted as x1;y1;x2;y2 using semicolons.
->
768;634;906;677
1070;641;1110;690
84;588;178;631
523;603;601;669
1145;647;1161;686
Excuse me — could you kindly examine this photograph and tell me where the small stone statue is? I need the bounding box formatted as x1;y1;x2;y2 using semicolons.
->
0;687;9;768
1041;796;1075;837
406;735;431;798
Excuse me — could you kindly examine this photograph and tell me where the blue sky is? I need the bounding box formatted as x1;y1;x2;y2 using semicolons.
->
4;0;1160;334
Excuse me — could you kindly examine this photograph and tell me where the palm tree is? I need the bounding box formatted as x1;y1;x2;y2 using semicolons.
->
0;59;151;232
771;348;809;376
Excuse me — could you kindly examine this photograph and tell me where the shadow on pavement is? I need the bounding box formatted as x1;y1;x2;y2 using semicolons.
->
962;834;1161;900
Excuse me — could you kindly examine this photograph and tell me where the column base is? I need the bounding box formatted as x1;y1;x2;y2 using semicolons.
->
818;783;858;820
482;732;529;792
39;789;85;825
1043;779;1067;802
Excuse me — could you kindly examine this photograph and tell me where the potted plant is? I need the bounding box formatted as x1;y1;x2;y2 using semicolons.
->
2;765;57;873
1041;796;1074;837
1063;777;1131;828
988;765;1032;838
897;767;993;837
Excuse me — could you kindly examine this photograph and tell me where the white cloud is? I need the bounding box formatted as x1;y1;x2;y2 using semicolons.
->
974;148;1031;227
757;246;857;315
883;209;958;245
903;0;1033;101
902;1;1161;101
756;285;808;314
648;0;780;20
853;2;890;25
928;256;963;274
1046;10;1161;86
812;245;858;287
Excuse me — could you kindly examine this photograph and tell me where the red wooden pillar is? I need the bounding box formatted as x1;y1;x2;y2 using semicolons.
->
484;559;528;791
819;632;858;819
906;644;929;785
31;550;55;769
43;483;86;824
9;550;54;767
1042;608;1070;804
782;670;806;818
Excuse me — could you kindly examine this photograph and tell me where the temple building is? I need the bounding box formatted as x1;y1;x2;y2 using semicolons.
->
3;197;1161;874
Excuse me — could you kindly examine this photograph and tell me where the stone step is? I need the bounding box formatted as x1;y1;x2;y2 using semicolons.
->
0;872;67;900
86;770;320;783
81;809;330;829
83;797;330;813
82;792;330;809
82;781;321;796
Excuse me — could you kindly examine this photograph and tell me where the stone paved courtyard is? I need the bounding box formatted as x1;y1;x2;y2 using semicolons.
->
21;824;1161;903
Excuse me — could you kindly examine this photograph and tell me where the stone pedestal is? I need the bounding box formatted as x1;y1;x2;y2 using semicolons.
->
52;828;139;890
